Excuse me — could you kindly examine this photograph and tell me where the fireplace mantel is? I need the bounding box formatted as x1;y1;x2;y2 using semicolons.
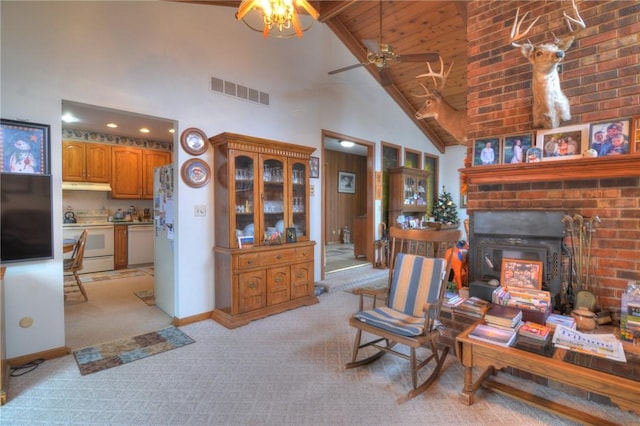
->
461;154;640;185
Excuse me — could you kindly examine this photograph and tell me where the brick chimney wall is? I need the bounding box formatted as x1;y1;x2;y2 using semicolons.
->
465;1;640;317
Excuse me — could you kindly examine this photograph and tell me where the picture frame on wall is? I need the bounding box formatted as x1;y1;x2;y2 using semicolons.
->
338;171;356;193
309;156;319;178
536;124;587;161
472;137;501;166
503;134;533;164
1;118;50;174
589;118;632;157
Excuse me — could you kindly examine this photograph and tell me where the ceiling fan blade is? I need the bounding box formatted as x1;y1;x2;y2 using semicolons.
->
379;68;393;86
396;53;440;63
363;39;380;54
328;63;366;75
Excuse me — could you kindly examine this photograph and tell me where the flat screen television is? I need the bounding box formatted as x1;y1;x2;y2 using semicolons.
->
1;173;53;262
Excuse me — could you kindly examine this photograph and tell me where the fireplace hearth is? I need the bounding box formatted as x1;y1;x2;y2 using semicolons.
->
469;211;565;299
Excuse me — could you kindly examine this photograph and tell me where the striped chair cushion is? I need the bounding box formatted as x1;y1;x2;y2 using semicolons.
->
353;254;447;337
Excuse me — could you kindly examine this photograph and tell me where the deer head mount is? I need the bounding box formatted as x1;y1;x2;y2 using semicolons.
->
511;0;585;129
414;56;467;144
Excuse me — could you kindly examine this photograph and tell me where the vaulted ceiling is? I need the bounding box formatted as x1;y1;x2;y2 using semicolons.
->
179;1;468;152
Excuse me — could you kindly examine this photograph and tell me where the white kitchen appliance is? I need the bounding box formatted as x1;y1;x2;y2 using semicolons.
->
62;210;114;273
127;224;154;265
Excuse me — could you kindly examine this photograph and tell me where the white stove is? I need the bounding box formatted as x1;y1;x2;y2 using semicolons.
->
63;209;114;273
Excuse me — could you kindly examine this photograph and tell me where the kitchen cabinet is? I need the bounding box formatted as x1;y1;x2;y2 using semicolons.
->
209;132;317;329
62;141;111;182
111;147;143;199
114;225;128;270
388;167;430;227
142;150;171;199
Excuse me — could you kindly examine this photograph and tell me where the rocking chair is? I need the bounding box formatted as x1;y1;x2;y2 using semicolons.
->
346;226;461;399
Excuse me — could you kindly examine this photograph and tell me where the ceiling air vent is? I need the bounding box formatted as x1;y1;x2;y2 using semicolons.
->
210;76;269;106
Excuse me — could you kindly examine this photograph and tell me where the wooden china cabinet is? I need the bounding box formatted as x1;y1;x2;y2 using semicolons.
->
388;166;430;227
209;132;318;329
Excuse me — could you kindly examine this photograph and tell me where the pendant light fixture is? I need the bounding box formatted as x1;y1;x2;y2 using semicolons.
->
236;0;319;39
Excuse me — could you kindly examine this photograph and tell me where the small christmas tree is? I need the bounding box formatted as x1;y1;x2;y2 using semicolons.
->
431;186;459;224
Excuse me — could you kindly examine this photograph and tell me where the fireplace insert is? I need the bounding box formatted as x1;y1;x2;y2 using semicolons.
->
469;211;565;297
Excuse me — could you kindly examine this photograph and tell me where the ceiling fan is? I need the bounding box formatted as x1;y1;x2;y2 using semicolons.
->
328;1;439;86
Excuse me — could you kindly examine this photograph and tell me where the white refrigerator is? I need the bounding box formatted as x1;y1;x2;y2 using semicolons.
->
153;164;175;316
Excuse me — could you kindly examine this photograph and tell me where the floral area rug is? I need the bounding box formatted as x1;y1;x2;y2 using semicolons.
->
72;326;194;375
134;289;156;306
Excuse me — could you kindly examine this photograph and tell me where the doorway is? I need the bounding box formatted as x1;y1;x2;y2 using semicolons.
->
321;130;375;279
61;100;176;348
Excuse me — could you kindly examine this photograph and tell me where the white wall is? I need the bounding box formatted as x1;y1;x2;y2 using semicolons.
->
1;1;462;358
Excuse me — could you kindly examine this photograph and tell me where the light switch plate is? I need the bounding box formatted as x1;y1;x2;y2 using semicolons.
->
194;205;206;216
310;185;315;196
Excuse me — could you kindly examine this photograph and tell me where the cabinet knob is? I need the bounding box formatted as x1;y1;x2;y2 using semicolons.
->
297;273;303;278
247;259;254;264
275;276;283;283
275;254;282;260
248;282;257;289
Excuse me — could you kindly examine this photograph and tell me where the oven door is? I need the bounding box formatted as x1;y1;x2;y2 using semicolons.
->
63;225;114;258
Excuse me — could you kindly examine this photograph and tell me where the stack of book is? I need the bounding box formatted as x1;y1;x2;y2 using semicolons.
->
455;296;491;318
468;323;517;347
443;294;465;309
545;313;576;331
518;321;551;341
484;304;523;331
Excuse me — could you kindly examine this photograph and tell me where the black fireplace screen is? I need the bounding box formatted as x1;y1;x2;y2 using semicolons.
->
469;211;565;297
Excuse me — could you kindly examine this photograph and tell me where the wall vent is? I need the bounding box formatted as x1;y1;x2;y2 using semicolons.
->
210;76;269;106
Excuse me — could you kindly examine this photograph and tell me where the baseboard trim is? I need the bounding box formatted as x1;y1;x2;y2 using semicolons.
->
8;346;70;368
172;311;213;327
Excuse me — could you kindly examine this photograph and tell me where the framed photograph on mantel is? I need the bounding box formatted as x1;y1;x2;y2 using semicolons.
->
472;137;501;166
503;134;533;164
537;124;587;161
500;258;543;290
1;119;50;174
589;118;632;157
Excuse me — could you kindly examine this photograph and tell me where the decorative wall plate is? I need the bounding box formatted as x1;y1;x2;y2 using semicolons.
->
181;158;211;188
180;127;208;156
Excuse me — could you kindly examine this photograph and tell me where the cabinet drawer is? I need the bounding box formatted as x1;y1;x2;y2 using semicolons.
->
267;266;290;306
260;249;296;266
237;253;260;269
291;262;313;299
237;270;266;313
296;246;314;261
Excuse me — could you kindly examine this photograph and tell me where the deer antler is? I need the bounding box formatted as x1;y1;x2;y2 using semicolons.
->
415;56;453;93
510;7;540;47
555;0;586;50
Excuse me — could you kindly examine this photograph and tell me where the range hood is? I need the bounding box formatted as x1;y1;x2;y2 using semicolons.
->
62;182;112;192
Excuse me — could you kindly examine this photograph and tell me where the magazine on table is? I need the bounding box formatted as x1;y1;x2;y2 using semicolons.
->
551;325;627;362
468;323;517;347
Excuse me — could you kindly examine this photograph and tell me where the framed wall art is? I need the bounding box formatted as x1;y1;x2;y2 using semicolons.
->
472;137;501;166
180;127;208;156
1;119;50;174
503;133;533;164
537;124;587;160
181;158;211;188
309;156;319;178
500;258;543;290
338;171;356;194
589;118;631;157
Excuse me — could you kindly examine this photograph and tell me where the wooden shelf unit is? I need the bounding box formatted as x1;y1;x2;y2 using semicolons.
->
209;132;317;329
388;167;430;227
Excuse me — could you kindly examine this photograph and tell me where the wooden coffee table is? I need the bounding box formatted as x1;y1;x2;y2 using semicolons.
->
456;321;639;425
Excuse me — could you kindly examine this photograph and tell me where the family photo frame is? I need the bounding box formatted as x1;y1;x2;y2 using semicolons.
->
536;124;588;161
472;137;501;166
589;118;632;157
503;133;533;164
1;119;50;174
500;258;543;290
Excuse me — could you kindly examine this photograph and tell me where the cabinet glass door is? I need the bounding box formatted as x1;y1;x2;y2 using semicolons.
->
262;157;285;245
404;175;416;208
234;155;255;243
416;176;427;208
290;161;307;240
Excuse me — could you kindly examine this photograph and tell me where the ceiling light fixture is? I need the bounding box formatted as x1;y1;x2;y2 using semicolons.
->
106;123;118;128
61;113;79;123
139;128;150;134
236;0;319;39
340;140;354;148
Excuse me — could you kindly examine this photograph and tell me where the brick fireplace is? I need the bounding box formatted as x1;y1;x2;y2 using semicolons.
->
462;1;640;319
